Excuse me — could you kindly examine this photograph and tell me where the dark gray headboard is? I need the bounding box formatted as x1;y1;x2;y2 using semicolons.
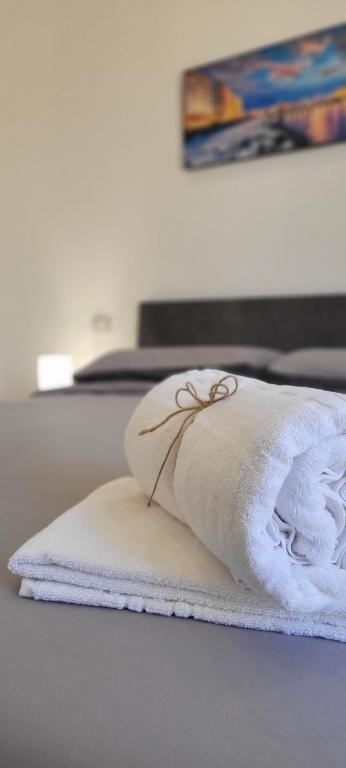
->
139;295;346;350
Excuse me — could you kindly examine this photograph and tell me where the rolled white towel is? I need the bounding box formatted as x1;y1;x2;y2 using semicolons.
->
125;369;346;612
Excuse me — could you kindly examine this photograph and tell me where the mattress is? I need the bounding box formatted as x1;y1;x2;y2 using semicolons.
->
2;392;346;768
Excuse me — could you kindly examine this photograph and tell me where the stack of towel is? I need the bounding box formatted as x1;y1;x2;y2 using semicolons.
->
9;369;346;641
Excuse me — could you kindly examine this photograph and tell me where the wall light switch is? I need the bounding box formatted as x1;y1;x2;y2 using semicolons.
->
91;313;113;333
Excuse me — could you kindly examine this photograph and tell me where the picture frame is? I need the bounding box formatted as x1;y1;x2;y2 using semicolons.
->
182;22;346;169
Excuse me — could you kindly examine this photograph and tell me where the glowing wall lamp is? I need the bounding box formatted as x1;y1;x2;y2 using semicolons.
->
37;354;73;391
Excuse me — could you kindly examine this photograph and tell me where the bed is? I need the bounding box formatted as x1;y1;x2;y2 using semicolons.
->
2;294;346;768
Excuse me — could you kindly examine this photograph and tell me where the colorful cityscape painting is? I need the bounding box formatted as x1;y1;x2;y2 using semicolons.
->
183;23;346;169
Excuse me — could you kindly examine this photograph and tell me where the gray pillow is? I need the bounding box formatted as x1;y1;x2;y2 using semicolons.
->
75;345;279;383
269;348;346;381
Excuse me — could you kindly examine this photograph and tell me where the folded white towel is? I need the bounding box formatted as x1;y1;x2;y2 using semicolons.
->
9;369;346;641
125;370;346;613
9;477;346;641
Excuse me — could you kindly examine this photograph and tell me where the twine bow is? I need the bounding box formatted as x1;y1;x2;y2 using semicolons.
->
139;374;238;506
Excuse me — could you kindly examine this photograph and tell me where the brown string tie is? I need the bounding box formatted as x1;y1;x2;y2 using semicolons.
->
139;374;238;506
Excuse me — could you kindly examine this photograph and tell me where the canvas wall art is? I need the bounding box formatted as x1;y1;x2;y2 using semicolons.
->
182;23;346;169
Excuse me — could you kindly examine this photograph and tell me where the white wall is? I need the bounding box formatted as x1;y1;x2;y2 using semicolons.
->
1;0;346;399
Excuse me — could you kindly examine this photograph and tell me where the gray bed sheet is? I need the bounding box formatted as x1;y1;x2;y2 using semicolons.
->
1;393;346;768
